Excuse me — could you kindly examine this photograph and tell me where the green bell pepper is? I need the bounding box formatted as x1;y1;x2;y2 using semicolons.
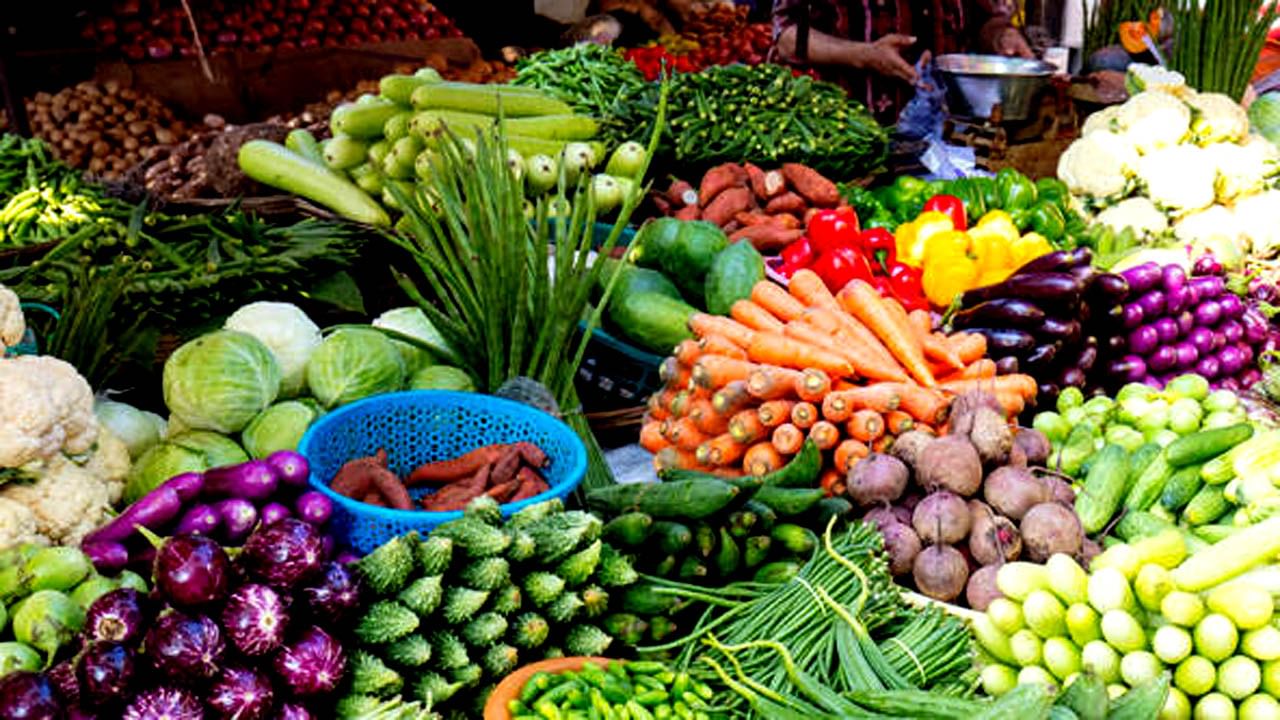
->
885;175;928;215
1035;177;1070;206
948;178;988;223
996;167;1038;211
969;176;1001;214
864;209;897;231
840;185;885;222
1027;201;1067;241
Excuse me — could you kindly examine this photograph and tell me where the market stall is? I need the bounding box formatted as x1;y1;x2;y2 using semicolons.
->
9;1;1280;718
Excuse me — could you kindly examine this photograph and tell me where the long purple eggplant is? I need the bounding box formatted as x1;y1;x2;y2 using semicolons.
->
964;327;1037;355
952;298;1046;329
83;486;184;546
1012;247;1092;275
994;356;1020;375
1024;343;1060;371
1085;273;1130;304
1037;318;1081;344
961;273;1083;307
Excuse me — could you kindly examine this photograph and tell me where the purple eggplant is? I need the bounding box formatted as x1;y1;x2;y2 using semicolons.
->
1015;247;1093;274
144;611;224;683
1196;355;1222;379
203;461;279;501
1121;303;1145;329
1074;342;1099;373
221;584;289;657
1174;342;1199;368
302;562;363;625
1024;343;1059;371
85;589;148;644
1194;299;1223;327
207;666;274;720
1059;366;1087;389
82;486;183;546
259;502;292;526
1219;293;1245;319
1130;325;1160;355
76;642;135;705
1222;320;1245;344
1243;308;1270;344
994;355;1020;374
122;686;203;720
1119;262;1163;293
1219;344;1248;376
266;451;310;487
45;660;77;708
1134;290;1166;318
1212;330;1228;351
1241;367;1263;386
153;534;230;607
1109;356;1148;384
1107;334;1128;353
1190;275;1226;299
0;671;62;719
1155;317;1180;344
294;492;333;526
1189;326;1215;355
213;498;258;543
1221;377;1242;391
964;327;1037;355
279;704;315;720
952;298;1046;328
1148;346;1177;372
961;273;1083;308
241;519;324;589
1250;278;1279;303
81;542;129;574
273;626;346;697
1166;285;1192;315
1176;311;1194;336
1193;253;1224;276
161;472;205;503
1038;319;1082;344
174;504;220;537
1237;342;1255;367
1085;272;1129;304
1038;382;1060;400
1142;375;1164;388
1162;264;1187;291
1069;265;1098;285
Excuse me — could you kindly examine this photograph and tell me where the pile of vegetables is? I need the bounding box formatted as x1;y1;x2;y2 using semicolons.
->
23;81;191;179
977;521;1280;719
0;545;147;674
341;496;640;715
951;247;1128;406
512;44;650;147
504;659;716;720
623;5;774;81
83;0;463;59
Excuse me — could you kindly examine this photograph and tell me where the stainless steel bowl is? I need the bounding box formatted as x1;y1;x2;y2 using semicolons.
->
936;54;1057;121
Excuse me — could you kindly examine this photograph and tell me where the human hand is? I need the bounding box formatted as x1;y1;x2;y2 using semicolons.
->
994;27;1034;58
855;33;917;83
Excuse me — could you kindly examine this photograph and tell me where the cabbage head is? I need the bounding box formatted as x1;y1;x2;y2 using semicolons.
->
94;398;166;460
372;307;451;375
124;430;250;501
163;330;281;433
241;401;318;459
224;301;322;397
306;328;405;408
409;365;476;392
169;430;249;468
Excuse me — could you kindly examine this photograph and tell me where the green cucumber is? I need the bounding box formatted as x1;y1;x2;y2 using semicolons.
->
1166;423;1253;467
650;521;693;555
752;486;825;516
1123;448;1172;511
609;291;697;355
331;100;403;138
586;479;739;519
323;134;369;171
237;141;390;227
1125;443;1162;493
1113;510;1175;542
1181;484;1230;526
379;73;440;105
715;528;741;576
409;82;572;116
284;129;325;165
704;240;764;316
383;111;413;141
1159;463;1204;512
1074;444;1129;534
603;512;654;547
761;439;823;488
1192;524;1238;543
770;524;818;556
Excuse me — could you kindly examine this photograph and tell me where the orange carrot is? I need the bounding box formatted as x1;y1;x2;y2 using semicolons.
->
801;308;908;382
995;390;1026;417
692;355;758;389
747;331;855;376
711;380;753;415
847;409;885;442
674;340;702;367
908;309;963;370
699;433;747;466
833;439;870;473
828;385;901;415
747;366;805;400
659;357;692;388
688;398;729;435
730;300;785;333
667;418;707;451
640;421;668;453
689;313;757;348
907;308;933;336
699;334;749;359
758;400;797;428
872;436;893;453
875;383;949;424
950;332;988;364
832;379;858;392
668;392;692;418
821;393;854;423
939;374;1037;398
939;358;998;383
782;321;854;363
654;447;699;471
729;410;766;444
808;420;840;450
820;469;845;497
743;442;784;476
787;268;840;310
838;281;936;387
885;409;914;435
647;392;673;422
772;423;804;455
790;401;819;429
795;368;831;402
750;280;808;322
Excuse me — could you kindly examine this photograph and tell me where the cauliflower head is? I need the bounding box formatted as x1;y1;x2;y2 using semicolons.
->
1136;144;1217;213
0;284;23;354
1116;91;1192;155
0;429;129;546
1094;197;1169;238
0;355;97;468
1186;92;1250;145
0;496;44;549
1203;142;1270;202
1173;204;1244;248
1082;105;1122;137
1234;190;1280;256
1058;132;1136;199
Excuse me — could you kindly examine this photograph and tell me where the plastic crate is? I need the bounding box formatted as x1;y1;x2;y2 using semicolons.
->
575;322;665;414
298;390;586;553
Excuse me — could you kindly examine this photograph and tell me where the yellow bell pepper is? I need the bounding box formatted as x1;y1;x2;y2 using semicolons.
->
894;211;954;268
921;252;980;308
1009;232;1055;268
923;229;972;261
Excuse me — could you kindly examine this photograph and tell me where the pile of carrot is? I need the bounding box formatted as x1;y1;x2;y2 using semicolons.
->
640;270;1039;494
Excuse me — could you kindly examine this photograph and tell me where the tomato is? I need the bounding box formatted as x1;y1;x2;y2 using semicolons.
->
806;207;860;255
923;194;968;232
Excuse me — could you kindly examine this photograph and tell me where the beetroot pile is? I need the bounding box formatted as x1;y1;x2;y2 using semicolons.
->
4;519;360;718
85;0;463;60
845;392;1087;609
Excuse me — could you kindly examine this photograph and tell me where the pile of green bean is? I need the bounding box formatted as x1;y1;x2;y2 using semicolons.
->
512;44;649;145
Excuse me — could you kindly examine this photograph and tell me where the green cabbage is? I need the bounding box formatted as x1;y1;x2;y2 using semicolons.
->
372;307;451;375
93;399;165;460
163;330;281;434
241;401;318;459
1249;92;1280;148
170;430;249;467
224;301;323;397
123;431;249;501
409;365;476;392
306;327;405;408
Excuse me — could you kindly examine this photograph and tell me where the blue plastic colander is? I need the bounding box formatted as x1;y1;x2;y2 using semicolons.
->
298;390;587;553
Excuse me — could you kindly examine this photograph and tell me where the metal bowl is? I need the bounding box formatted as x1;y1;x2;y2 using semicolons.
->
936;54;1057;121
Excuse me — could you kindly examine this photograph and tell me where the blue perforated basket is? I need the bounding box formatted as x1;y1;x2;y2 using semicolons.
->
298;390;587;553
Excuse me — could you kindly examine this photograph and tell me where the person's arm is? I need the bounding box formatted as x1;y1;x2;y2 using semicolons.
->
772;0;918;82
969;0;1033;57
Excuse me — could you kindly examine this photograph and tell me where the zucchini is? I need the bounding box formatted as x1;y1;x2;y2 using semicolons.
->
284;129;325;165
331;100;403;138
770;524;817;556
753;561;801;584
379;73;440;105
602;512;653;547
1122;449;1171;511
1181;484;1230;526
410;82;572;117
1074;444;1129;534
323;135;369;171
237;141;390;227
715;527;741;576
743;536;771;568
761;440;823;487
1158;463;1204;512
1165;423;1254;467
650;521;693;555
1171;516;1280;591
586;479;739;519
752;486;825;516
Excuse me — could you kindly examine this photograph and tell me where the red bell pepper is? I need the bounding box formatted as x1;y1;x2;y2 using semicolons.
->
780;236;814;268
810;246;873;291
923;194;967;231
858;227;896;272
888;263;926;310
806;207;859;255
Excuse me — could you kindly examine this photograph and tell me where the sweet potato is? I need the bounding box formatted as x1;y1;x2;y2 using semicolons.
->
363;492;387;507
674;205;702;221
781;163;839;206
770;213;802;230
699;163;749;206
765;191;806;215
761;169;787;198
702;186;755;227
667;178;697;207
486;479;520;503
511;467;550;501
729;224;804;253
408;444;506;485
744;162;768;199
735;211;773;227
423;464;490;511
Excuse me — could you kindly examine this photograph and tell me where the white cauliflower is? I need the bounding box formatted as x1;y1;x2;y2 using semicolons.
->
1234;190;1280;256
1136;145;1217;213
0;496;43;549
0;355;98;468
1082;105;1122;137
1094;197;1169;238
1186;92;1250;145
1116;91;1192;155
0;430;128;546
1203;142;1270;201
1242;133;1280;164
1173;204;1244;249
0;284;23;354
1058;132;1137;199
